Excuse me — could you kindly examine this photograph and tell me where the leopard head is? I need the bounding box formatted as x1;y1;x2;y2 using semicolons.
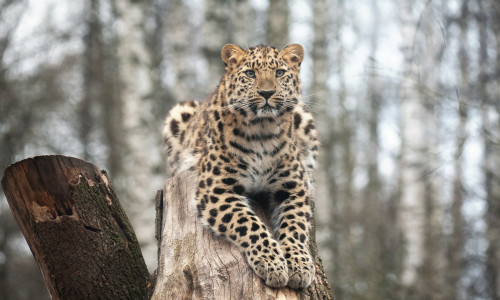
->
221;44;304;118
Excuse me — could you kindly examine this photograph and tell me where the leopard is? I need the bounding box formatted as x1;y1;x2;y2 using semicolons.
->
162;44;319;289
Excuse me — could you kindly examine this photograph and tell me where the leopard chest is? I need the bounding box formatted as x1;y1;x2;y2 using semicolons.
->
211;115;299;194
227;137;295;194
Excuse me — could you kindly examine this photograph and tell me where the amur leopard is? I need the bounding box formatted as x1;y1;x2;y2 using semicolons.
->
163;44;319;289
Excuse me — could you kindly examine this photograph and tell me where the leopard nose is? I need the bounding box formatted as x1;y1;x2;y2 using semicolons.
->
258;90;275;100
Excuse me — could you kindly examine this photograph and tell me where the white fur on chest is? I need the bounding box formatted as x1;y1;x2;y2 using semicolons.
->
231;121;291;192
237;150;284;193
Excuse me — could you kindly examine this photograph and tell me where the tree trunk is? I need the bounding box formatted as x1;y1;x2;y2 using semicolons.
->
480;1;500;298
309;0;339;297
165;0;194;103
112;0;163;270
152;171;333;300
79;0;103;161
266;0;289;48
229;0;254;47
202;0;229;89
2;155;333;299
1;155;150;299
397;0;430;290
447;1;468;297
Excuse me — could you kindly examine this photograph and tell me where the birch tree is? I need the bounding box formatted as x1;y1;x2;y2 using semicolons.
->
446;0;469;297
416;4;445;297
360;0;395;297
397;0;430;291
397;1;449;296
111;0;163;270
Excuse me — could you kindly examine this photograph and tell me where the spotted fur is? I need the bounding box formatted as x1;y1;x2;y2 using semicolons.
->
163;44;319;288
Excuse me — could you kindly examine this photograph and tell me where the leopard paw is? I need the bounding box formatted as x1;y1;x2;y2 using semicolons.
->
285;253;315;289
248;245;288;287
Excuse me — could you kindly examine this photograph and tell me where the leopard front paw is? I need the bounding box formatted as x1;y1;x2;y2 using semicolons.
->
247;246;288;287
285;252;315;289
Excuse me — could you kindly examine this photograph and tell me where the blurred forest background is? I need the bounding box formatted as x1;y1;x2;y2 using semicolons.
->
0;0;499;299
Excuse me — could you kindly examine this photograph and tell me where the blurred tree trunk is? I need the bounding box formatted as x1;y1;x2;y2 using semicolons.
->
266;0;289;47
364;0;382;215
397;0;428;293
166;0;193;103
361;0;391;297
230;0;254;47
0;3;48;299
112;0;163;270
447;1;468;298
0;0;27;174
202;0;229;88
325;0;355;297
100;44;124;184
481;0;500;298
202;0;254;88
310;0;330;208
148;0;175;122
309;0;337;294
417;4;445;298
79;0;104;161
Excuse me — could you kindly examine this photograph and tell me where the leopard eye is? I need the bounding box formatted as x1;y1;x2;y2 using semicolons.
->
244;70;256;78
276;69;285;77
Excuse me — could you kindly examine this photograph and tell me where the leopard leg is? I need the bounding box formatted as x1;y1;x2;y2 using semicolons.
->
271;175;315;289
195;177;288;287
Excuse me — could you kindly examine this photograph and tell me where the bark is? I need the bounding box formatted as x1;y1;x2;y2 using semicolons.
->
152;171;333;300
1;155;150;300
2;155;332;299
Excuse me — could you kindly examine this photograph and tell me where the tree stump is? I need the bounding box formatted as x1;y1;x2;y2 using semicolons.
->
2;155;333;299
152;171;333;299
1;155;150;299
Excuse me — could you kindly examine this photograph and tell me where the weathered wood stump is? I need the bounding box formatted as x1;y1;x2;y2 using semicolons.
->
152;171;333;299
1;155;150;299
2;155;333;299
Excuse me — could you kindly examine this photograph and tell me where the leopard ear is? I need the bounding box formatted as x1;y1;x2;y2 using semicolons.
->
281;44;304;65
221;44;245;65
